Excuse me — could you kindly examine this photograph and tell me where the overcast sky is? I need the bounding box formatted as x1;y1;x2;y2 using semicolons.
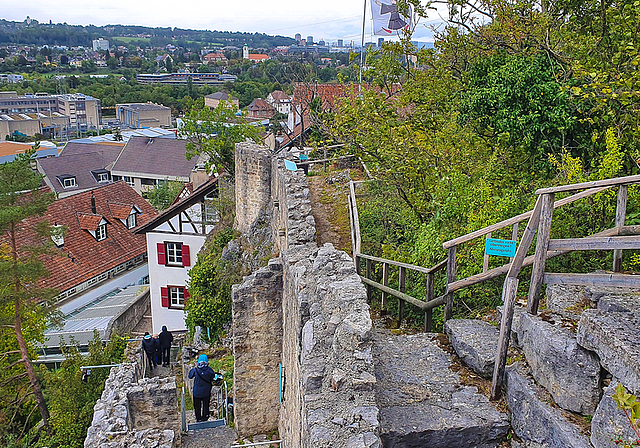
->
3;0;443;42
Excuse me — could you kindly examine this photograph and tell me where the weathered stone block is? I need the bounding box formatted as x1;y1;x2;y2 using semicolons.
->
597;294;640;313
375;332;509;448
591;380;639;448
577;310;640;395
444;319;499;378
519;311;601;414
546;284;594;319
505;362;592;448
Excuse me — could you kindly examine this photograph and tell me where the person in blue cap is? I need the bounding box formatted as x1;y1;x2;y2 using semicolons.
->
188;354;222;422
141;332;157;371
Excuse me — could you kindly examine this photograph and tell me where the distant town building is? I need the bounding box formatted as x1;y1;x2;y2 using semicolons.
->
242;45;270;63
337;39;344;47
0;74;24;83
246;98;275;119
0;141;58;163
307;36;314;45
295;33;301;43
318;40;325;46
136;72;236;85
116;103;172;129
203;52;228;64
0;91;101;134
204;92;239;110
266;90;291;115
92;38;110;51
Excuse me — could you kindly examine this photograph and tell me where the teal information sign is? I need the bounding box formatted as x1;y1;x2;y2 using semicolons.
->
284;159;298;171
485;238;517;257
299;154;309;161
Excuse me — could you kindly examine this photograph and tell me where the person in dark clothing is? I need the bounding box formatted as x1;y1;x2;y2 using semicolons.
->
153;334;162;366
188;354;222;422
158;326;173;367
141;332;157;371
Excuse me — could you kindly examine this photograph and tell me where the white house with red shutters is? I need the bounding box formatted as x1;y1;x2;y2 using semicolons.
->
135;178;219;333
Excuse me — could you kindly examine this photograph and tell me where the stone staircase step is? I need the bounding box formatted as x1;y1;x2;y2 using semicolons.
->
577;310;640;395
373;331;509;448
591;380;639;448
519;311;601;414
187;419;226;431
505;362;591;448
444;319;499;379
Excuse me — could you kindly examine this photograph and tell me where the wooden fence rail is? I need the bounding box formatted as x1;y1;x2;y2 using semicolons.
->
348;175;640;400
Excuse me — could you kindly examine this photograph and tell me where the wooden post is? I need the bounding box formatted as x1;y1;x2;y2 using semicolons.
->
613;184;628;272
491;195;544;400
398;266;406;328
491;277;519;400
510;223;519;263
425;272;434;332
444;246;457;321
355;254;361;276
365;258;372;302
323;148;327;172
527;193;555;315
381;262;389;314
483;232;492;273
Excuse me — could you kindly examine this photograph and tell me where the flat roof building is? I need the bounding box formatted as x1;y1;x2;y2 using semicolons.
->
116;103;172;129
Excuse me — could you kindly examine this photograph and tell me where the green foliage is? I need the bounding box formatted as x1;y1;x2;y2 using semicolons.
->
178;104;261;176
611;383;640;447
185;228;243;341
36;333;128;448
143;180;184;211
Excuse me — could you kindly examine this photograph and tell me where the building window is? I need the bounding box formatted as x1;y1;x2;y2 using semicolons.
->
96;223;107;241
166;242;182;265
169;286;185;307
124;176;135;187
97;172;109;183
126;213;137;229
63;177;77;188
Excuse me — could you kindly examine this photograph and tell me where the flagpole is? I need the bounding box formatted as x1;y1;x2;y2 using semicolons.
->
359;0;367;88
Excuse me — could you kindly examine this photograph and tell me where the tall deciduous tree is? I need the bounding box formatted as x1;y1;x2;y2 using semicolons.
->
0;152;57;435
178;103;260;176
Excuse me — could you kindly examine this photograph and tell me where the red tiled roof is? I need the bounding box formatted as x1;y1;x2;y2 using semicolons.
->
108;202;134;220
248;54;269;61
77;213;103;231
7;181;157;293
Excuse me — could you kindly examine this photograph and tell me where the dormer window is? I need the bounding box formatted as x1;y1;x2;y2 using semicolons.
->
96;223;107;241
59;175;77;188
126;213;137;229
92;169;110;183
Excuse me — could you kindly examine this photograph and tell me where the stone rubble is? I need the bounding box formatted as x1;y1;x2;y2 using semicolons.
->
590;380;639;448
519;311;601;415
444;318;499;379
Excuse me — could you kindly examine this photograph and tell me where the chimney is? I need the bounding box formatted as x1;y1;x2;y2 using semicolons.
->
91;192;96;214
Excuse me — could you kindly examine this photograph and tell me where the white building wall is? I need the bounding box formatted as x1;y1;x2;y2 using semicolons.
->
146;231;207;333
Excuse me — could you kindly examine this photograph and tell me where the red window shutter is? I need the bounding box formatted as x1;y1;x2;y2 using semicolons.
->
161;287;169;307
182;245;191;267
157;243;166;265
184;288;190;305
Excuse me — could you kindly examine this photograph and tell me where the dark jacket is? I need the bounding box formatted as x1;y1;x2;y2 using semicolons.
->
158;329;173;348
188;364;216;398
141;337;157;355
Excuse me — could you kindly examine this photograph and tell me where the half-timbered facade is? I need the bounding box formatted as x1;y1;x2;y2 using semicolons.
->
135;178;219;332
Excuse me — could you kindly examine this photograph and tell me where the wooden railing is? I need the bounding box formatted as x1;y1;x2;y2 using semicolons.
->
348;175;640;398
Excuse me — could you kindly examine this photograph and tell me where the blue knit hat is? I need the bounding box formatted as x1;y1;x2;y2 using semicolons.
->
198;354;208;364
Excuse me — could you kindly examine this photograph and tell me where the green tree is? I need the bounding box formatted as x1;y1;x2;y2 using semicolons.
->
0;152;57;436
178;104;260;176
144;180;184;210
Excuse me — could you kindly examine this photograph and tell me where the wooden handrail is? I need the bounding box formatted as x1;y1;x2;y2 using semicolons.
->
443;185;612;249
535;174;640;195
357;253;447;275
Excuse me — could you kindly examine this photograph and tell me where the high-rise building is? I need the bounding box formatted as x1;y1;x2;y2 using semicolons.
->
307;36;314;45
337;39;344;47
378;37;384;47
295;33;301;43
92;38;110;51
318;40;325;46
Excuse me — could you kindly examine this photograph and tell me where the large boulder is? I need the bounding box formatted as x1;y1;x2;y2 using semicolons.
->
591;380;639;448
597;294;640;313
577;310;640;395
505;362;592;448
374;331;509;448
519;311;601;414
444;319;499;379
